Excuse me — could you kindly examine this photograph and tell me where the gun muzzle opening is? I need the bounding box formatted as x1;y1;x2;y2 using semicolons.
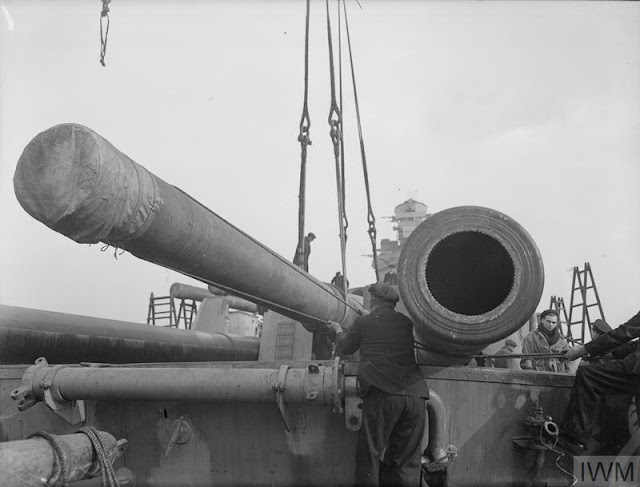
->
424;231;515;317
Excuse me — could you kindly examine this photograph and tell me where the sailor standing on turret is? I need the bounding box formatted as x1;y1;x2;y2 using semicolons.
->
293;232;316;272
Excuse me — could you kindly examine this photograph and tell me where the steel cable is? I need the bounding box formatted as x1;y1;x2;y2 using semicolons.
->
336;0;349;299
325;0;350;303
342;0;379;282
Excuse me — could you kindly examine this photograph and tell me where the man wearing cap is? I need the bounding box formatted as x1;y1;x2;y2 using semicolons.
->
588;318;638;362
292;232;316;272
585;319;615;365
592;318;612;338
491;339;518;369
327;283;429;487
559;310;640;454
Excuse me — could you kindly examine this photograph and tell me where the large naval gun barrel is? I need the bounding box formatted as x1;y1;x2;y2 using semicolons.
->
14;124;544;366
14;124;362;332
0;304;259;364
398;206;544;365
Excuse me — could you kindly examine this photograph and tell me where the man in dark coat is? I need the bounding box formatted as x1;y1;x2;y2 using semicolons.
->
559;310;640;453
327;283;430;487
292;232;316;272
591;318;613;338
331;271;349;290
383;266;398;286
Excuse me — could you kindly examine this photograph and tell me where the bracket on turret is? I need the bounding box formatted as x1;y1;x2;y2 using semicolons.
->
11;357;86;425
337;359;363;432
343;376;363;432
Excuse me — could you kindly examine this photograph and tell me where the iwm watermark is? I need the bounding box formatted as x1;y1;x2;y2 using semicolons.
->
573;456;640;486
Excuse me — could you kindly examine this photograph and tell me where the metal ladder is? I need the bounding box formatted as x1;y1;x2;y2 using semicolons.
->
147;293;197;329
566;262;606;344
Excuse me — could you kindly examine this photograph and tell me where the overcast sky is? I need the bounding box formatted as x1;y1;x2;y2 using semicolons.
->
0;1;638;332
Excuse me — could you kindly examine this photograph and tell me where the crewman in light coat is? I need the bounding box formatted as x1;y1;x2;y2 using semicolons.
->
520;309;571;372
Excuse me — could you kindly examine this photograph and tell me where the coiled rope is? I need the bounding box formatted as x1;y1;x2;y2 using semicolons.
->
76;426;121;487
27;431;68;487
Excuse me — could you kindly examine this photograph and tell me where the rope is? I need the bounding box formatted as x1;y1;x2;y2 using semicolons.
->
469;352;570;360
325;0;349;300
423;445;457;473
28;431;68;487
295;0;312;268
342;0;379;282
413;340;617;361
76;426;121;487
99;0;111;67
100;243;125;259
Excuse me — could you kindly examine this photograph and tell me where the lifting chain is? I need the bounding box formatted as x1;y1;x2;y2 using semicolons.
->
325;0;349;295
337;0;349;251
295;0;312;267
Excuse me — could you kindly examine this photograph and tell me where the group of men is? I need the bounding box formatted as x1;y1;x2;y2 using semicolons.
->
482;308;573;372
322;280;640;485
479;308;581;374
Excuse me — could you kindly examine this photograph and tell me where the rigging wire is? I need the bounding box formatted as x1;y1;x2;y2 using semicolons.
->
295;0;313;269
325;0;349;299
342;0;380;282
336;0;349;299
